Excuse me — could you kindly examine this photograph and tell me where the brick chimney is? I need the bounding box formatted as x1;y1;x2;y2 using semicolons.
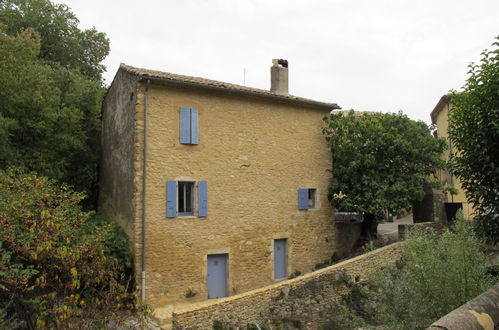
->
270;59;288;95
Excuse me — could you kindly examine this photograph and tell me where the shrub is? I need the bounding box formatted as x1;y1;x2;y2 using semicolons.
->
0;168;136;328
366;214;496;329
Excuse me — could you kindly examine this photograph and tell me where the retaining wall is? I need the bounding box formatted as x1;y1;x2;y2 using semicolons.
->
172;242;401;329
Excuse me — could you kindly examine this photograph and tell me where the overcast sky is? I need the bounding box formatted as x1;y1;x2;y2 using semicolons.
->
60;0;498;123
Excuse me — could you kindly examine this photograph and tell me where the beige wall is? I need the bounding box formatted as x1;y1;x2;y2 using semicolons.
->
433;102;473;219
130;82;342;307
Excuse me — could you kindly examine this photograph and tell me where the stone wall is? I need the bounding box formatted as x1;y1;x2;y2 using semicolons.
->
413;184;447;224
398;222;444;241
135;83;343;307
99;70;139;239
171;243;401;329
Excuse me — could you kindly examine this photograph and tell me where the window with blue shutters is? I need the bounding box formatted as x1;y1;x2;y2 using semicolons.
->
179;107;199;145
166;180;208;217
298;188;316;210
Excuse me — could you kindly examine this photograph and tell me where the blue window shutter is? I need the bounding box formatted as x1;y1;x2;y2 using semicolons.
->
198;181;208;217
167;181;177;217
179;107;191;144
298;189;309;210
190;108;199;145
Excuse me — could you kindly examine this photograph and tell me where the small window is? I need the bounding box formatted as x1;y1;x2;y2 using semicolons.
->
178;182;194;216
179;107;199;145
308;189;316;209
166;180;208;218
298;188;317;210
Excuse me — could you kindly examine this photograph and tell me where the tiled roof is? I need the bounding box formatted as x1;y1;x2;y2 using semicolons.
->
120;64;339;110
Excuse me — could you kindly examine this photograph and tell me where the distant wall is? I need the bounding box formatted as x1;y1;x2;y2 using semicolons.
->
413;184;447;224
398;222;444;241
172;243;401;329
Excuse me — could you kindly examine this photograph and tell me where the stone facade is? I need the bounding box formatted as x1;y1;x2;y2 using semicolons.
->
99;63;361;308
171;243;402;329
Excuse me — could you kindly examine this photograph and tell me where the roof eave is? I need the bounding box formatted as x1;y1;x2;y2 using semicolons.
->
430;94;451;124
137;74;340;110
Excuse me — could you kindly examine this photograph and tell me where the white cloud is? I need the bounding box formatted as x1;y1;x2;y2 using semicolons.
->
62;0;499;123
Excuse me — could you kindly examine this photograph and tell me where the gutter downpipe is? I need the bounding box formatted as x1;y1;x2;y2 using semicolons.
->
141;79;150;301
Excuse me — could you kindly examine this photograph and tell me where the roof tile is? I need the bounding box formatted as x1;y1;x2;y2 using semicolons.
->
120;63;339;109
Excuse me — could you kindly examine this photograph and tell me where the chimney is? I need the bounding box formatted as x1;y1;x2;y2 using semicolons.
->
270;59;288;95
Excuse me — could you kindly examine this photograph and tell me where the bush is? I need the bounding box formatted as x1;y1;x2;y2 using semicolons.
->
83;214;134;280
0;168;136;328
365;214;496;329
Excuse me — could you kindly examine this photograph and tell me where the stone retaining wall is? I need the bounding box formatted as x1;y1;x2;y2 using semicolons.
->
398;222;443;240
172;243;402;329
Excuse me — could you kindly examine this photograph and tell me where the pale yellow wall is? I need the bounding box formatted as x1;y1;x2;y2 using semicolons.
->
133;83;340;307
434;102;473;219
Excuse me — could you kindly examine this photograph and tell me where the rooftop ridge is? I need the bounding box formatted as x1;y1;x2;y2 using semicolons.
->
119;63;340;110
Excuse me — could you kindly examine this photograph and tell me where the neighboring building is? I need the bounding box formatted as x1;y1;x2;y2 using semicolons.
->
99;60;358;308
430;94;473;220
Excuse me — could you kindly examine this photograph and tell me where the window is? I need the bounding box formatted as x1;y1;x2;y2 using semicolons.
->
167;180;208;217
298;188;316;210
308;189;316;208
179;107;199;145
178;182;194;215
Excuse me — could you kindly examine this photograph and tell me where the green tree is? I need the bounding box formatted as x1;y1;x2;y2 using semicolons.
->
448;37;499;244
0;168;134;328
0;0;109;206
323;111;446;237
0;0;109;80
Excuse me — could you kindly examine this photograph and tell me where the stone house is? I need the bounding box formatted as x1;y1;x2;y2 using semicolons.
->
430;94;473;220
99;60;359;308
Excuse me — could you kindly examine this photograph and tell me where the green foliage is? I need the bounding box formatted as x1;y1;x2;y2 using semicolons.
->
0;0;109;206
364;215;496;329
323;111;446;215
0;0;109;80
0;304;18;330
448;36;499;244
0;169;135;328
213;320;226;330
321;299;365;330
83;214;133;274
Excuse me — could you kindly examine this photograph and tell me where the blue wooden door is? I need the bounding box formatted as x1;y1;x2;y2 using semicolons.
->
207;254;228;299
274;239;287;279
